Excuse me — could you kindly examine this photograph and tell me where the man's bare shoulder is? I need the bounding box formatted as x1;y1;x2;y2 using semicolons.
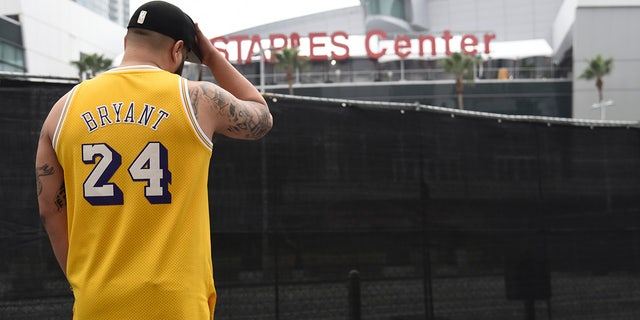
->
187;80;221;116
41;92;72;139
186;80;272;140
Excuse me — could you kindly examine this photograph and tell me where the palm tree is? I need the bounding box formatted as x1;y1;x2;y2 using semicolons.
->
274;47;307;95
70;59;87;80
71;53;113;80
440;52;476;110
579;54;613;103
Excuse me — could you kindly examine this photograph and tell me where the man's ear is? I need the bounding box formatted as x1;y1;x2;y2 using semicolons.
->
172;40;185;63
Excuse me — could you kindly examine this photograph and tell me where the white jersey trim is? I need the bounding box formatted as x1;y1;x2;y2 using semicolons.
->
106;65;161;73
52;85;78;152
179;78;213;151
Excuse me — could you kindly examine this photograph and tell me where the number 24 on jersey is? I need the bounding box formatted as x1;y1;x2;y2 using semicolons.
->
82;142;172;205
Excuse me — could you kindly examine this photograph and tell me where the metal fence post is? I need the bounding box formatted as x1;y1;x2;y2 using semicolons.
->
348;269;361;320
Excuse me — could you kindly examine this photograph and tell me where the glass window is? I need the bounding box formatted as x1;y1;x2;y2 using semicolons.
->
0;41;26;72
367;0;406;20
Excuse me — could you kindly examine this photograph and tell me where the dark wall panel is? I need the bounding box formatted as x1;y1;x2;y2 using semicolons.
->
2;81;639;319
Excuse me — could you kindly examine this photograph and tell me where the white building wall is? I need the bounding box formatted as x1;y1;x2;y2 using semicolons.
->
421;0;562;42
0;0;125;78
226;6;365;38
551;0;576;61
572;1;640;120
75;0;130;27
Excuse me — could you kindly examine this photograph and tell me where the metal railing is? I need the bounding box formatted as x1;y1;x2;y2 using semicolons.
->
238;65;569;87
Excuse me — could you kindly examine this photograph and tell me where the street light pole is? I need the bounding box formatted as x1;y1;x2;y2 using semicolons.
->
591;100;615;120
255;48;273;93
260;50;266;93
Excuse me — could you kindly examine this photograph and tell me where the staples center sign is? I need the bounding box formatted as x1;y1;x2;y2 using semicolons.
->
212;29;496;63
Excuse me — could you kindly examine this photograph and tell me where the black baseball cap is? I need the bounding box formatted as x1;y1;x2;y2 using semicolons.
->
127;1;202;63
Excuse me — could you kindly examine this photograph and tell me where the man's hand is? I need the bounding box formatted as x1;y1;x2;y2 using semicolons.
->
194;23;223;67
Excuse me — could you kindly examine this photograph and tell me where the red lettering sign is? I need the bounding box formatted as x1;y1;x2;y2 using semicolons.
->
212;29;495;63
309;32;328;60
484;33;496;54
441;30;453;56
331;31;350;60
461;34;478;55
245;35;263;63
228;35;249;63
365;30;387;59
394;36;412;58
269;33;288;50
211;36;229;60
418;35;436;57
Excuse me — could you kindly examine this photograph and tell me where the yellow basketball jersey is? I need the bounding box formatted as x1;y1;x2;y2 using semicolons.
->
53;66;216;319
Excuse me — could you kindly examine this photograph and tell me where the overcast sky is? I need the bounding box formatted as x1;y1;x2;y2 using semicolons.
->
129;0;361;37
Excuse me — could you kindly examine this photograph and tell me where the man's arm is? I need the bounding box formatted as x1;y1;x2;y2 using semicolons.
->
189;23;272;140
35;96;68;275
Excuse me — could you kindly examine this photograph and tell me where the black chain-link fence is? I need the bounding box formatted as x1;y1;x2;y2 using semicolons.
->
2;78;640;319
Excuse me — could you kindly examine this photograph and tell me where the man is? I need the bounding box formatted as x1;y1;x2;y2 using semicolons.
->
34;1;272;319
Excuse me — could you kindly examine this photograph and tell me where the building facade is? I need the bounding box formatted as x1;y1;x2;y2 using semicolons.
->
73;0;130;27
213;0;640;121
1;0;638;120
0;0;125;78
570;1;640;120
0;15;24;73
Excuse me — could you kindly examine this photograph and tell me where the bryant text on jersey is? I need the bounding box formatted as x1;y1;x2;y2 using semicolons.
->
80;102;171;133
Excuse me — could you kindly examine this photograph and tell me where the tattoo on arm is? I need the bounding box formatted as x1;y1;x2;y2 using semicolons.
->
191;83;271;139
189;86;201;118
223;100;271;139
55;183;66;211
36;164;55;196
35;164;66;211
